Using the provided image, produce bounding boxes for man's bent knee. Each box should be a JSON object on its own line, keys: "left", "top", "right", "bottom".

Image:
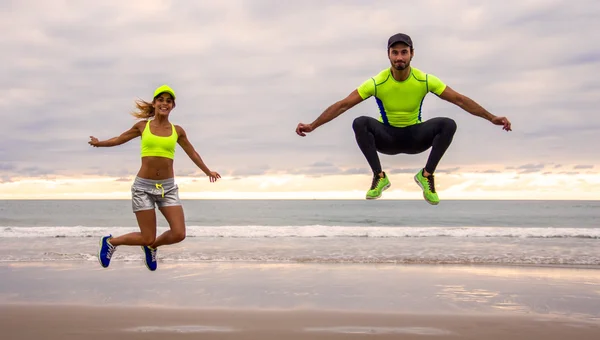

{"left": 352, "top": 116, "right": 371, "bottom": 132}
{"left": 440, "top": 117, "right": 457, "bottom": 134}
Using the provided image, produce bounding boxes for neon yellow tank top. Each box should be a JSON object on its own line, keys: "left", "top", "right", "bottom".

{"left": 357, "top": 67, "right": 447, "bottom": 127}
{"left": 140, "top": 120, "right": 178, "bottom": 159}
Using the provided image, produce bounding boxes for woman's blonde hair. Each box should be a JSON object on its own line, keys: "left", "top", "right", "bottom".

{"left": 131, "top": 99, "right": 155, "bottom": 120}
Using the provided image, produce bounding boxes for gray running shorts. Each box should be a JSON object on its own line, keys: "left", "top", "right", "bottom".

{"left": 131, "top": 177, "right": 181, "bottom": 212}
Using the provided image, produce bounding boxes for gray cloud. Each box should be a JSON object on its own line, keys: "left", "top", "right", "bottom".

{"left": 0, "top": 163, "right": 16, "bottom": 171}
{"left": 519, "top": 169, "right": 542, "bottom": 174}
{"left": 311, "top": 162, "right": 335, "bottom": 168}
{"left": 343, "top": 168, "right": 369, "bottom": 175}
{"left": 480, "top": 169, "right": 501, "bottom": 174}
{"left": 389, "top": 168, "right": 420, "bottom": 174}
{"left": 176, "top": 169, "right": 202, "bottom": 177}
{"left": 82, "top": 168, "right": 134, "bottom": 178}
{"left": 19, "top": 166, "right": 56, "bottom": 177}
{"left": 231, "top": 166, "right": 271, "bottom": 177}
{"left": 305, "top": 163, "right": 344, "bottom": 177}
{"left": 514, "top": 163, "right": 545, "bottom": 174}
{"left": 574, "top": 165, "right": 594, "bottom": 170}
{"left": 436, "top": 167, "right": 461, "bottom": 174}
{"left": 2, "top": 0, "right": 599, "bottom": 180}
{"left": 517, "top": 164, "right": 545, "bottom": 170}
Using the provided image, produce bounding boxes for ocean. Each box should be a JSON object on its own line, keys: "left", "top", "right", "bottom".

{"left": 1, "top": 199, "right": 599, "bottom": 266}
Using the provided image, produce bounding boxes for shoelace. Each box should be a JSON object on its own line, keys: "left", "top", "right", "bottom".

{"left": 148, "top": 247, "right": 157, "bottom": 262}
{"left": 426, "top": 174, "right": 436, "bottom": 193}
{"left": 106, "top": 242, "right": 116, "bottom": 259}
{"left": 370, "top": 175, "right": 381, "bottom": 190}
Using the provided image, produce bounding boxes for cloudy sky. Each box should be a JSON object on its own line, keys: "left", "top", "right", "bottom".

{"left": 1, "top": 0, "right": 599, "bottom": 199}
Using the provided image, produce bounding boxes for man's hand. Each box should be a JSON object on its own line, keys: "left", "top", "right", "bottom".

{"left": 296, "top": 123, "right": 314, "bottom": 137}
{"left": 88, "top": 136, "right": 100, "bottom": 147}
{"left": 491, "top": 116, "right": 512, "bottom": 131}
{"left": 295, "top": 90, "right": 364, "bottom": 137}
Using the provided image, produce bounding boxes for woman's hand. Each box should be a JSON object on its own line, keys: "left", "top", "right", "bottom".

{"left": 207, "top": 171, "right": 221, "bottom": 182}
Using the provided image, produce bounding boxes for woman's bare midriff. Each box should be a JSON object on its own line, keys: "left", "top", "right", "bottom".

{"left": 137, "top": 157, "right": 175, "bottom": 180}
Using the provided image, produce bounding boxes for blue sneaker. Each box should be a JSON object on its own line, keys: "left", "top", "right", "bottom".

{"left": 142, "top": 246, "right": 157, "bottom": 271}
{"left": 98, "top": 235, "right": 116, "bottom": 268}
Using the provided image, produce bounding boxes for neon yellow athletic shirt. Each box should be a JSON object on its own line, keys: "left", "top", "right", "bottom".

{"left": 357, "top": 67, "right": 447, "bottom": 127}
{"left": 140, "top": 120, "right": 178, "bottom": 159}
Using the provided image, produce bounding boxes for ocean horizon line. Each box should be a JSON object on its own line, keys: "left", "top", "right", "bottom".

{"left": 1, "top": 198, "right": 599, "bottom": 202}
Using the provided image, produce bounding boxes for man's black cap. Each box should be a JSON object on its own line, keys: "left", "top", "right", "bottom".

{"left": 387, "top": 33, "right": 413, "bottom": 49}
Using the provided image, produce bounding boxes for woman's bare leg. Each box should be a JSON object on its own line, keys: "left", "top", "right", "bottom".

{"left": 109, "top": 209, "right": 157, "bottom": 247}
{"left": 151, "top": 205, "right": 185, "bottom": 248}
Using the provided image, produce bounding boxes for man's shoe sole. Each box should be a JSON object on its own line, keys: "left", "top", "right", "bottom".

{"left": 414, "top": 175, "right": 439, "bottom": 205}
{"left": 366, "top": 183, "right": 391, "bottom": 200}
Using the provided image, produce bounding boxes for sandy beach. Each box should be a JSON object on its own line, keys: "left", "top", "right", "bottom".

{"left": 2, "top": 304, "right": 600, "bottom": 340}
{"left": 2, "top": 261, "right": 600, "bottom": 339}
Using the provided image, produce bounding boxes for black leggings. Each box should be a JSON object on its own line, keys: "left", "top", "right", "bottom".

{"left": 352, "top": 116, "right": 457, "bottom": 175}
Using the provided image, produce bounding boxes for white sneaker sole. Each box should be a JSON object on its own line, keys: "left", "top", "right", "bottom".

{"left": 366, "top": 183, "right": 391, "bottom": 200}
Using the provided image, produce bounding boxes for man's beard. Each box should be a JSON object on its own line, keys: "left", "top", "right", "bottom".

{"left": 392, "top": 60, "right": 410, "bottom": 70}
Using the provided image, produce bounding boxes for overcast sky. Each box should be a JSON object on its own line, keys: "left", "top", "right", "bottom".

{"left": 1, "top": 0, "right": 599, "bottom": 183}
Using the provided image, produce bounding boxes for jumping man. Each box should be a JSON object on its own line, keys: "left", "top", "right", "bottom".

{"left": 295, "top": 33, "right": 511, "bottom": 204}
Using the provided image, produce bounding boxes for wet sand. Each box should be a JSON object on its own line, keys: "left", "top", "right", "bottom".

{"left": 1, "top": 261, "right": 599, "bottom": 339}
{"left": 2, "top": 304, "right": 600, "bottom": 340}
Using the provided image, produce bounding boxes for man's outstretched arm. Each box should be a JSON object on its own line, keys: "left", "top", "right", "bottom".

{"left": 296, "top": 90, "right": 364, "bottom": 136}
{"left": 439, "top": 86, "right": 512, "bottom": 131}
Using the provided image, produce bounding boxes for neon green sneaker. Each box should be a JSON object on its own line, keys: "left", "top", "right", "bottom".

{"left": 414, "top": 169, "right": 439, "bottom": 205}
{"left": 366, "top": 172, "right": 391, "bottom": 200}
